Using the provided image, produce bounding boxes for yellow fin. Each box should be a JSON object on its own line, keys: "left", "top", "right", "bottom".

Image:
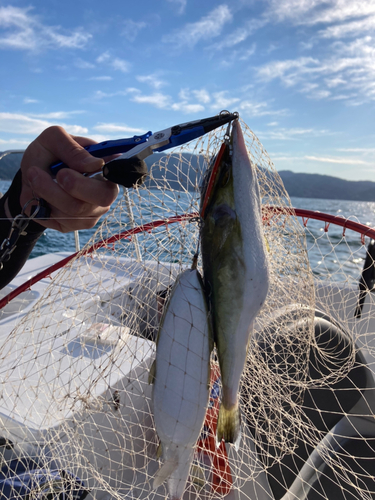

{"left": 156, "top": 442, "right": 163, "bottom": 459}
{"left": 265, "top": 235, "right": 270, "bottom": 253}
{"left": 216, "top": 403, "right": 241, "bottom": 450}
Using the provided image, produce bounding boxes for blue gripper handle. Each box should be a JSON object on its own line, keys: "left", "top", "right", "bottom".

{"left": 49, "top": 131, "right": 152, "bottom": 176}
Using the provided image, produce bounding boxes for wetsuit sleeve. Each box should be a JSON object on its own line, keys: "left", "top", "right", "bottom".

{"left": 0, "top": 169, "right": 45, "bottom": 289}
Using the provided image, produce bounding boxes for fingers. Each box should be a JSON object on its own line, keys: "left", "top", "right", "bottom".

{"left": 37, "top": 126, "right": 105, "bottom": 174}
{"left": 70, "top": 135, "right": 98, "bottom": 147}
{"left": 24, "top": 166, "right": 118, "bottom": 232}
{"left": 55, "top": 168, "right": 119, "bottom": 207}
{"left": 19, "top": 126, "right": 121, "bottom": 233}
{"left": 68, "top": 134, "right": 121, "bottom": 164}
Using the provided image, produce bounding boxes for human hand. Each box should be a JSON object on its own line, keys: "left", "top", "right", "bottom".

{"left": 20, "top": 126, "right": 119, "bottom": 232}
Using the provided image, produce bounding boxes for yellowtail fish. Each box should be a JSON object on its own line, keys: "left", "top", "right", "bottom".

{"left": 200, "top": 119, "right": 270, "bottom": 446}
{"left": 150, "top": 267, "right": 211, "bottom": 500}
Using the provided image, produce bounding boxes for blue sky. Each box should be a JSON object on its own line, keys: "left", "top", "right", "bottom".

{"left": 0, "top": 0, "right": 374, "bottom": 181}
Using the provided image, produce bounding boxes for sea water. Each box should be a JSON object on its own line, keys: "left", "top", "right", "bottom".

{"left": 1, "top": 180, "right": 375, "bottom": 284}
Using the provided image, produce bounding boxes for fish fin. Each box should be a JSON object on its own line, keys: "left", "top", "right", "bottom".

{"left": 264, "top": 235, "right": 270, "bottom": 253}
{"left": 153, "top": 458, "right": 178, "bottom": 489}
{"left": 190, "top": 463, "right": 205, "bottom": 490}
{"left": 216, "top": 403, "right": 241, "bottom": 448}
{"left": 148, "top": 360, "right": 156, "bottom": 384}
{"left": 156, "top": 442, "right": 163, "bottom": 459}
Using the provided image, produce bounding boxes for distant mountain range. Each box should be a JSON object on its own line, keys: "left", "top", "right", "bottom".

{"left": 0, "top": 153, "right": 23, "bottom": 181}
{"left": 1, "top": 152, "right": 375, "bottom": 202}
{"left": 278, "top": 170, "right": 375, "bottom": 202}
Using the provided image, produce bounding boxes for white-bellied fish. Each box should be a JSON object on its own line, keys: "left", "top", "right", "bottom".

{"left": 150, "top": 267, "right": 211, "bottom": 500}
{"left": 200, "top": 119, "right": 270, "bottom": 446}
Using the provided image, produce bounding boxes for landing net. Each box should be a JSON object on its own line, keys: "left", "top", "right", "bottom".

{"left": 0, "top": 118, "right": 374, "bottom": 500}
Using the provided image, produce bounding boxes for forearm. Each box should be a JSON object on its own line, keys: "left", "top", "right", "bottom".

{"left": 0, "top": 170, "right": 45, "bottom": 289}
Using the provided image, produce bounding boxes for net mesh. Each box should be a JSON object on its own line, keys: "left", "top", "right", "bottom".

{"left": 0, "top": 118, "right": 374, "bottom": 500}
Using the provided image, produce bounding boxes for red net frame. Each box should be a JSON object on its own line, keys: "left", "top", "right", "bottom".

{"left": 1, "top": 207, "right": 374, "bottom": 311}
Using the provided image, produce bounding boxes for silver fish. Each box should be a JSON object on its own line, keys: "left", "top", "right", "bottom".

{"left": 200, "top": 119, "right": 270, "bottom": 446}
{"left": 151, "top": 267, "right": 211, "bottom": 500}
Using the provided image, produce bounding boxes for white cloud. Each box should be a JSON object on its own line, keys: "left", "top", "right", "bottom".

{"left": 210, "top": 91, "right": 240, "bottom": 110}
{"left": 30, "top": 111, "right": 85, "bottom": 120}
{"left": 193, "top": 89, "right": 211, "bottom": 104}
{"left": 207, "top": 18, "right": 266, "bottom": 51}
{"left": 178, "top": 88, "right": 190, "bottom": 101}
{"left": 0, "top": 6, "right": 91, "bottom": 51}
{"left": 239, "top": 101, "right": 288, "bottom": 117}
{"left": 126, "top": 87, "right": 141, "bottom": 94}
{"left": 166, "top": 0, "right": 187, "bottom": 15}
{"left": 301, "top": 87, "right": 331, "bottom": 99}
{"left": 0, "top": 112, "right": 87, "bottom": 136}
{"left": 319, "top": 15, "right": 375, "bottom": 38}
{"left": 0, "top": 137, "right": 30, "bottom": 147}
{"left": 211, "top": 26, "right": 251, "bottom": 49}
{"left": 257, "top": 127, "right": 331, "bottom": 141}
{"left": 337, "top": 148, "right": 375, "bottom": 153}
{"left": 121, "top": 19, "right": 147, "bottom": 42}
{"left": 112, "top": 58, "right": 130, "bottom": 73}
{"left": 132, "top": 92, "right": 172, "bottom": 109}
{"left": 239, "top": 44, "right": 256, "bottom": 60}
{"left": 96, "top": 52, "right": 110, "bottom": 64}
{"left": 136, "top": 74, "right": 167, "bottom": 89}
{"left": 89, "top": 76, "right": 113, "bottom": 81}
{"left": 262, "top": 0, "right": 375, "bottom": 55}
{"left": 330, "top": 93, "right": 358, "bottom": 100}
{"left": 93, "top": 123, "right": 146, "bottom": 134}
{"left": 305, "top": 155, "right": 370, "bottom": 165}
{"left": 23, "top": 98, "right": 39, "bottom": 104}
{"left": 304, "top": 0, "right": 375, "bottom": 26}
{"left": 75, "top": 58, "right": 95, "bottom": 70}
{"left": 91, "top": 89, "right": 132, "bottom": 100}
{"left": 171, "top": 102, "right": 205, "bottom": 113}
{"left": 324, "top": 77, "right": 347, "bottom": 88}
{"left": 219, "top": 43, "right": 256, "bottom": 67}
{"left": 162, "top": 5, "right": 232, "bottom": 48}
{"left": 96, "top": 52, "right": 130, "bottom": 73}
{"left": 178, "top": 87, "right": 211, "bottom": 104}
{"left": 257, "top": 0, "right": 375, "bottom": 61}
{"left": 300, "top": 40, "right": 315, "bottom": 50}
{"left": 255, "top": 34, "right": 375, "bottom": 104}
{"left": 256, "top": 57, "right": 321, "bottom": 86}
{"left": 131, "top": 90, "right": 206, "bottom": 113}
{"left": 92, "top": 90, "right": 114, "bottom": 100}
{"left": 270, "top": 154, "right": 371, "bottom": 166}
{"left": 265, "top": 0, "right": 375, "bottom": 26}
{"left": 265, "top": 0, "right": 319, "bottom": 22}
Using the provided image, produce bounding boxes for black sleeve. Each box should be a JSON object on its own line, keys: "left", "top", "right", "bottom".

{"left": 0, "top": 170, "right": 45, "bottom": 290}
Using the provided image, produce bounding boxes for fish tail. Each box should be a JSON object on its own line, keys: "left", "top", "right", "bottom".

{"left": 216, "top": 403, "right": 241, "bottom": 448}
{"left": 153, "top": 458, "right": 178, "bottom": 489}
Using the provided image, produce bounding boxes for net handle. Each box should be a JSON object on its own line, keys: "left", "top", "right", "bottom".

{"left": 1, "top": 207, "right": 375, "bottom": 310}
